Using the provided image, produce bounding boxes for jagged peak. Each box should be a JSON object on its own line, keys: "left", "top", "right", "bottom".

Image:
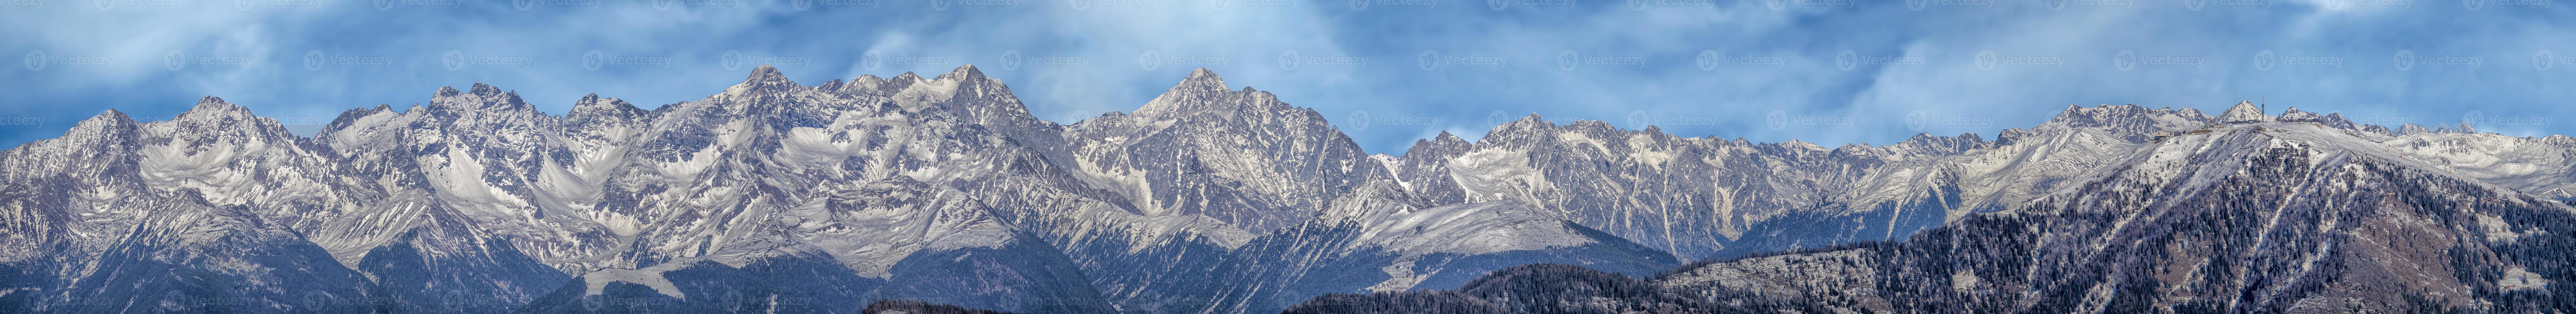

{"left": 815, "top": 78, "right": 846, "bottom": 91}
{"left": 92, "top": 109, "right": 130, "bottom": 120}
{"left": 2042, "top": 103, "right": 2175, "bottom": 128}
{"left": 1133, "top": 68, "right": 1309, "bottom": 119}
{"left": 177, "top": 96, "right": 257, "bottom": 120}
{"left": 2400, "top": 123, "right": 2431, "bottom": 134}
{"left": 191, "top": 96, "right": 233, "bottom": 110}
{"left": 2219, "top": 100, "right": 2270, "bottom": 123}
{"left": 571, "top": 94, "right": 642, "bottom": 117}
{"left": 747, "top": 64, "right": 789, "bottom": 83}
{"left": 426, "top": 83, "right": 533, "bottom": 112}
{"left": 1171, "top": 68, "right": 1228, "bottom": 92}
{"left": 469, "top": 82, "right": 503, "bottom": 96}
{"left": 76, "top": 109, "right": 139, "bottom": 128}
{"left": 1514, "top": 113, "right": 1546, "bottom": 124}
{"left": 732, "top": 64, "right": 799, "bottom": 92}
{"left": 935, "top": 64, "right": 985, "bottom": 81}
{"left": 1485, "top": 113, "right": 1552, "bottom": 131}
{"left": 2277, "top": 107, "right": 2323, "bottom": 121}
{"left": 1406, "top": 131, "right": 1475, "bottom": 154}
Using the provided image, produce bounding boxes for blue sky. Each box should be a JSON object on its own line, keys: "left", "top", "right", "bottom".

{"left": 2, "top": 0, "right": 2569, "bottom": 154}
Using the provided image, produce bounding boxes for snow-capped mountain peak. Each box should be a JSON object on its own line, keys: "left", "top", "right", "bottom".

{"left": 731, "top": 64, "right": 798, "bottom": 93}
{"left": 2218, "top": 100, "right": 2270, "bottom": 123}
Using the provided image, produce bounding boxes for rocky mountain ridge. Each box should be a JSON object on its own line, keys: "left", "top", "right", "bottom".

{"left": 4, "top": 65, "right": 2572, "bottom": 314}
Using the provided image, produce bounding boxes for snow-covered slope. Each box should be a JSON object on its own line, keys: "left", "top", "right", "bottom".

{"left": 1655, "top": 120, "right": 2576, "bottom": 313}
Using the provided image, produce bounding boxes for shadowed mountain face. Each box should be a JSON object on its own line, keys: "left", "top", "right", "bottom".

{"left": 5, "top": 66, "right": 2573, "bottom": 313}
{"left": 1296, "top": 120, "right": 2576, "bottom": 314}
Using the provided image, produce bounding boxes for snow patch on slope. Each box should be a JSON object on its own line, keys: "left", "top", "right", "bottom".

{"left": 1347, "top": 200, "right": 1594, "bottom": 256}
{"left": 1446, "top": 148, "right": 1548, "bottom": 205}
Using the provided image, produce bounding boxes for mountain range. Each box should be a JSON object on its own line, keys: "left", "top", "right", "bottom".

{"left": 2, "top": 65, "right": 2571, "bottom": 314}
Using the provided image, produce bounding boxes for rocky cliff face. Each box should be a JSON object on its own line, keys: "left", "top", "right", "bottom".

{"left": 5, "top": 65, "right": 2571, "bottom": 314}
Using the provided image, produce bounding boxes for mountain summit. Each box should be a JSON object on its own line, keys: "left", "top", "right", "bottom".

{"left": 2219, "top": 100, "right": 2271, "bottom": 123}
